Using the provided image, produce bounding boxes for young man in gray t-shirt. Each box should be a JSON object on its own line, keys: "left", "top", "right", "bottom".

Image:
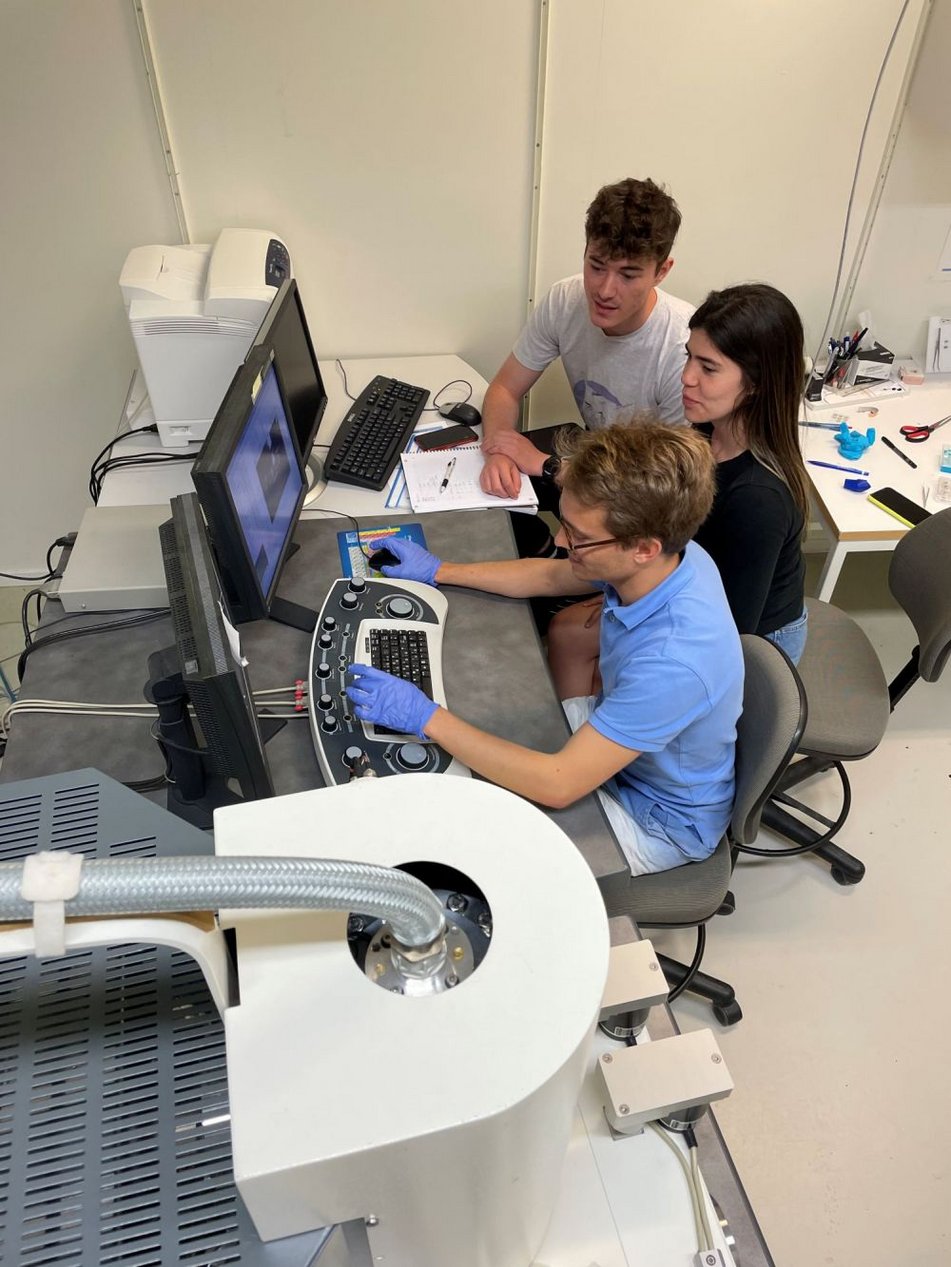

{"left": 480, "top": 177, "right": 693, "bottom": 510}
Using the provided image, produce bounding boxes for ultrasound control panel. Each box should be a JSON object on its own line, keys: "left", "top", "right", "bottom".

{"left": 308, "top": 576, "right": 470, "bottom": 786}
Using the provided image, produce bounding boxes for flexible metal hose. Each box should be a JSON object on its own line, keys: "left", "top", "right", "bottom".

{"left": 0, "top": 855, "right": 446, "bottom": 949}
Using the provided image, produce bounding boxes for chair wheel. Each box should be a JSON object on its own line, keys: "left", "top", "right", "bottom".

{"left": 717, "top": 893, "right": 736, "bottom": 916}
{"left": 713, "top": 1001, "right": 743, "bottom": 1026}
{"left": 831, "top": 865, "right": 864, "bottom": 886}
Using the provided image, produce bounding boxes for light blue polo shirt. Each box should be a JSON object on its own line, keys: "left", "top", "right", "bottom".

{"left": 589, "top": 543, "right": 744, "bottom": 860}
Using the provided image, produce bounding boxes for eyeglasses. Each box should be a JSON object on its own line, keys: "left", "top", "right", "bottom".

{"left": 560, "top": 521, "right": 619, "bottom": 554}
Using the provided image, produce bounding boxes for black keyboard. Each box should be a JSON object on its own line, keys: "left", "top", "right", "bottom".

{"left": 324, "top": 374, "right": 429, "bottom": 490}
{"left": 369, "top": 627, "right": 434, "bottom": 696}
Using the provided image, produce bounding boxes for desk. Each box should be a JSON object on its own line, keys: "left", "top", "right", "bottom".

{"left": 2, "top": 512, "right": 773, "bottom": 1267}
{"left": 96, "top": 355, "right": 487, "bottom": 514}
{"left": 803, "top": 376, "right": 951, "bottom": 600}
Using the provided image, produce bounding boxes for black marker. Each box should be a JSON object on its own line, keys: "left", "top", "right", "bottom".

{"left": 881, "top": 435, "right": 917, "bottom": 470}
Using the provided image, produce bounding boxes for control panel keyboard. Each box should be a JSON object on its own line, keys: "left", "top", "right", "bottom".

{"left": 308, "top": 575, "right": 469, "bottom": 785}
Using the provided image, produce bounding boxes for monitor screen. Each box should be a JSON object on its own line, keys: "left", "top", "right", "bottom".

{"left": 252, "top": 278, "right": 328, "bottom": 460}
{"left": 151, "top": 492, "right": 274, "bottom": 827}
{"left": 192, "top": 348, "right": 308, "bottom": 626}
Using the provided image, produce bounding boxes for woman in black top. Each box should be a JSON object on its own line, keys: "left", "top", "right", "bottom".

{"left": 547, "top": 283, "right": 808, "bottom": 699}
{"left": 683, "top": 283, "right": 808, "bottom": 661}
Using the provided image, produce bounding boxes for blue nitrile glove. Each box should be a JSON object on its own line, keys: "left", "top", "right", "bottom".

{"left": 347, "top": 664, "right": 439, "bottom": 738}
{"left": 370, "top": 536, "right": 441, "bottom": 586}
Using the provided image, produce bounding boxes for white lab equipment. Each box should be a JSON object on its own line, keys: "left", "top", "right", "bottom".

{"left": 119, "top": 228, "right": 290, "bottom": 446}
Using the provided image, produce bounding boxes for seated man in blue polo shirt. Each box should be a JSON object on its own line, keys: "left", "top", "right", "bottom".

{"left": 346, "top": 421, "right": 744, "bottom": 875}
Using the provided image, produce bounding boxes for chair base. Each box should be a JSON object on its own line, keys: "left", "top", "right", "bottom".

{"left": 760, "top": 800, "right": 866, "bottom": 885}
{"left": 657, "top": 951, "right": 743, "bottom": 1026}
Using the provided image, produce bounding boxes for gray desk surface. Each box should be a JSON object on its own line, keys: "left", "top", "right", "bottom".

{"left": 2, "top": 506, "right": 772, "bottom": 1267}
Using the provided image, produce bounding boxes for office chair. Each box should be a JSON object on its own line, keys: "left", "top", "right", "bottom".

{"left": 756, "top": 506, "right": 951, "bottom": 885}
{"left": 604, "top": 634, "right": 807, "bottom": 1025}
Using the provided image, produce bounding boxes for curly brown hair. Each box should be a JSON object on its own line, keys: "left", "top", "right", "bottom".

{"left": 557, "top": 418, "right": 715, "bottom": 555}
{"left": 584, "top": 178, "right": 681, "bottom": 264}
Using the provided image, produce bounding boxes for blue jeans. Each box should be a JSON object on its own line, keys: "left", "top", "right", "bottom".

{"left": 765, "top": 607, "right": 808, "bottom": 666}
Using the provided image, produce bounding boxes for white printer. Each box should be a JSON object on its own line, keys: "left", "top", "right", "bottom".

{"left": 119, "top": 228, "right": 290, "bottom": 447}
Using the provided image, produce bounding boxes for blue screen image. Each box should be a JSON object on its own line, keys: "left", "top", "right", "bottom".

{"left": 225, "top": 363, "right": 303, "bottom": 599}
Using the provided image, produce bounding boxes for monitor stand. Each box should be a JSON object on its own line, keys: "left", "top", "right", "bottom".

{"left": 146, "top": 650, "right": 287, "bottom": 830}
{"left": 302, "top": 452, "right": 327, "bottom": 507}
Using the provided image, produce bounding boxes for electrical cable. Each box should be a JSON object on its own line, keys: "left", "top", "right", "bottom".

{"left": 16, "top": 609, "right": 168, "bottom": 682}
{"left": 808, "top": 0, "right": 914, "bottom": 369}
{"left": 334, "top": 359, "right": 475, "bottom": 417}
{"left": 646, "top": 1120, "right": 709, "bottom": 1253}
{"left": 88, "top": 423, "right": 158, "bottom": 503}
{"left": 427, "top": 377, "right": 474, "bottom": 412}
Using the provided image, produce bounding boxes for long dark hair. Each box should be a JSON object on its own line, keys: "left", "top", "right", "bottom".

{"left": 689, "top": 283, "right": 810, "bottom": 527}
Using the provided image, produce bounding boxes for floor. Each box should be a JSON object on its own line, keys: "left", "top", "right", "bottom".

{"left": 2, "top": 549, "right": 948, "bottom": 1266}
{"left": 664, "top": 550, "right": 951, "bottom": 1267}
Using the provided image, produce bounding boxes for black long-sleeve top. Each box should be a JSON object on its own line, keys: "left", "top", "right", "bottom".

{"left": 693, "top": 449, "right": 805, "bottom": 636}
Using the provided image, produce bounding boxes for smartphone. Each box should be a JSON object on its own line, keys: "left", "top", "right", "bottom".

{"left": 414, "top": 424, "right": 478, "bottom": 452}
{"left": 867, "top": 486, "right": 931, "bottom": 528}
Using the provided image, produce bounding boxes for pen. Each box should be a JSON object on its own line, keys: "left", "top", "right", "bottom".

{"left": 799, "top": 420, "right": 844, "bottom": 431}
{"left": 438, "top": 456, "right": 457, "bottom": 494}
{"left": 881, "top": 435, "right": 917, "bottom": 469}
{"left": 807, "top": 459, "right": 870, "bottom": 476}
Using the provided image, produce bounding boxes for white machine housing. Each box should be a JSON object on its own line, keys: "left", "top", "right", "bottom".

{"left": 119, "top": 228, "right": 290, "bottom": 446}
{"left": 214, "top": 776, "right": 610, "bottom": 1267}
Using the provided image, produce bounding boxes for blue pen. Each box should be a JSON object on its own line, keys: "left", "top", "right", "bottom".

{"left": 808, "top": 459, "right": 870, "bottom": 476}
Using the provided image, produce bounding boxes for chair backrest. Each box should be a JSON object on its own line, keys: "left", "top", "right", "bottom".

{"left": 888, "top": 506, "right": 951, "bottom": 682}
{"left": 731, "top": 635, "right": 808, "bottom": 845}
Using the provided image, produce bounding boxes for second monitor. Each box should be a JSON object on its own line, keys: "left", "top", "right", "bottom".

{"left": 192, "top": 348, "right": 315, "bottom": 631}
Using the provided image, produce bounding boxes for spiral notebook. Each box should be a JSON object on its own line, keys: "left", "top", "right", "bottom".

{"left": 399, "top": 443, "right": 538, "bottom": 512}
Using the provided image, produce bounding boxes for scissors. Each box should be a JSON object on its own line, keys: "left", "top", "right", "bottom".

{"left": 901, "top": 414, "right": 951, "bottom": 443}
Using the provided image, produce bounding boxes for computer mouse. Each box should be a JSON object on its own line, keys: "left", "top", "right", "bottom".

{"left": 437, "top": 401, "right": 482, "bottom": 427}
{"left": 367, "top": 546, "right": 398, "bottom": 572}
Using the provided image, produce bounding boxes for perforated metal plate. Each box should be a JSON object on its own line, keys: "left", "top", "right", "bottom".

{"left": 0, "top": 770, "right": 328, "bottom": 1266}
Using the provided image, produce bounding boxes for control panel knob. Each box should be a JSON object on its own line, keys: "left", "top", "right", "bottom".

{"left": 343, "top": 746, "right": 366, "bottom": 768}
{"left": 318, "top": 632, "right": 333, "bottom": 650}
{"left": 385, "top": 596, "right": 414, "bottom": 619}
{"left": 322, "top": 616, "right": 337, "bottom": 632}
{"left": 317, "top": 693, "right": 334, "bottom": 712}
{"left": 396, "top": 742, "right": 429, "bottom": 771}
{"left": 316, "top": 661, "right": 332, "bottom": 679}
{"left": 321, "top": 712, "right": 339, "bottom": 733}
{"left": 349, "top": 577, "right": 367, "bottom": 593}
{"left": 341, "top": 591, "right": 359, "bottom": 610}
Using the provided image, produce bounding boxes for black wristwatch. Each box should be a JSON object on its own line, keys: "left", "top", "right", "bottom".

{"left": 541, "top": 454, "right": 562, "bottom": 482}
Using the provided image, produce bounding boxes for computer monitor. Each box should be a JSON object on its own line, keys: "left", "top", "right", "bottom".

{"left": 252, "top": 278, "right": 328, "bottom": 495}
{"left": 191, "top": 347, "right": 315, "bottom": 631}
{"left": 149, "top": 492, "right": 279, "bottom": 828}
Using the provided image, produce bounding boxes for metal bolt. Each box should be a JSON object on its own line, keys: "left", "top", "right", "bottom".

{"left": 618, "top": 1103, "right": 630, "bottom": 1115}
{"left": 451, "top": 945, "right": 465, "bottom": 961}
{"left": 370, "top": 941, "right": 381, "bottom": 953}
{"left": 711, "top": 1053, "right": 722, "bottom": 1064}
{"left": 445, "top": 973, "right": 459, "bottom": 988}
{"left": 389, "top": 986, "right": 403, "bottom": 994}
{"left": 648, "top": 961, "right": 659, "bottom": 971}
{"left": 348, "top": 916, "right": 366, "bottom": 935}
{"left": 373, "top": 963, "right": 386, "bottom": 978}
{"left": 365, "top": 1215, "right": 379, "bottom": 1227}
{"left": 447, "top": 893, "right": 467, "bottom": 913}
{"left": 602, "top": 1053, "right": 613, "bottom": 1064}
{"left": 380, "top": 933, "right": 391, "bottom": 949}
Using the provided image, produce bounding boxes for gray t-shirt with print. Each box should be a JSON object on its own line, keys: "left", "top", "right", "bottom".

{"left": 513, "top": 274, "right": 694, "bottom": 427}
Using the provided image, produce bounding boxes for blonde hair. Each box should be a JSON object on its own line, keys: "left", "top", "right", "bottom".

{"left": 557, "top": 418, "right": 715, "bottom": 554}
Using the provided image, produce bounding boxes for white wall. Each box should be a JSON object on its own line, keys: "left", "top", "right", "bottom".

{"left": 0, "top": 1, "right": 179, "bottom": 574}
{"left": 849, "top": 0, "right": 951, "bottom": 361}
{"left": 527, "top": 0, "right": 930, "bottom": 425}
{"left": 142, "top": 0, "right": 541, "bottom": 379}
{"left": 0, "top": 0, "right": 939, "bottom": 573}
